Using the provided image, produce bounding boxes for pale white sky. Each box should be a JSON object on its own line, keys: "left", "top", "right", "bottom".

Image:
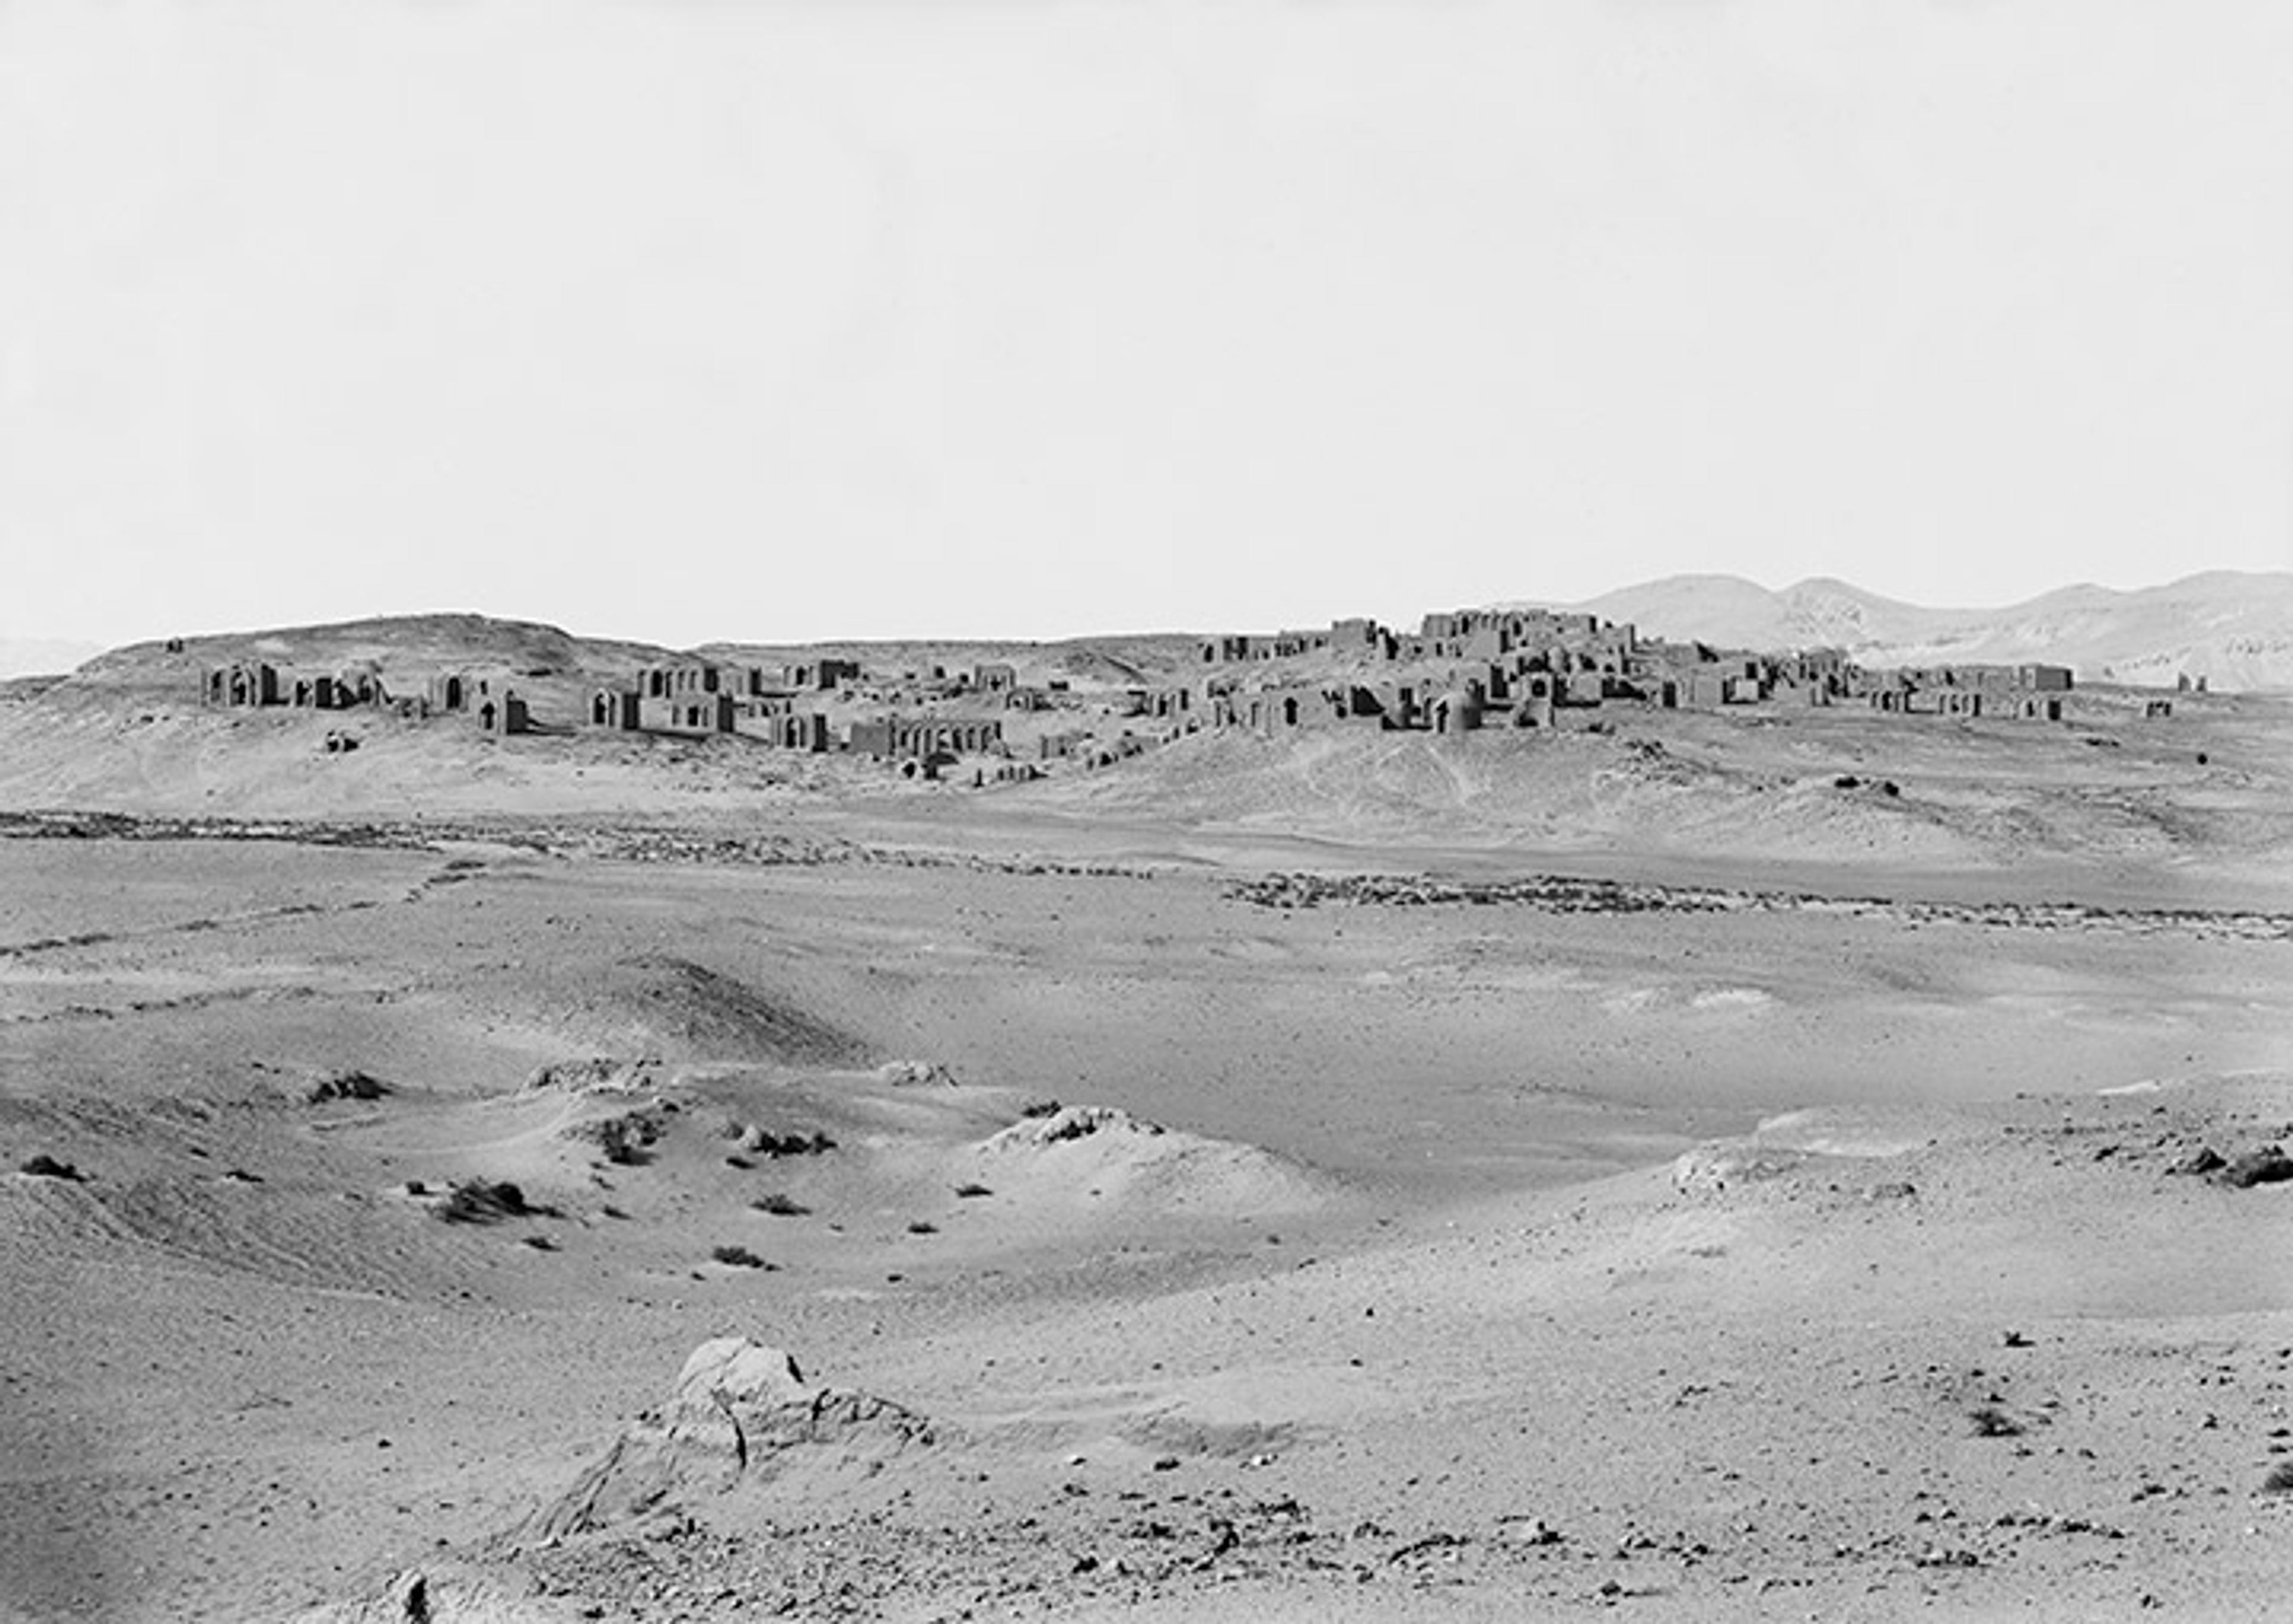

{"left": 3, "top": 1, "right": 2289, "bottom": 648}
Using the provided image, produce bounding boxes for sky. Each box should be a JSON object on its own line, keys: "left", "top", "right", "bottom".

{"left": 3, "top": 1, "right": 2291, "bottom": 651}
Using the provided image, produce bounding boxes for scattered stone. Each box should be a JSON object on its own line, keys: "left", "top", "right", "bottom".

{"left": 2168, "top": 1146, "right": 2226, "bottom": 1176}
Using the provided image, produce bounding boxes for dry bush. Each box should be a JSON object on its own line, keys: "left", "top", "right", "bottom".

{"left": 712, "top": 1244, "right": 771, "bottom": 1269}
{"left": 751, "top": 1192, "right": 809, "bottom": 1217}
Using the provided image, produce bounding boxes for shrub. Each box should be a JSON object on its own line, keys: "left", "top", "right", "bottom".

{"left": 907, "top": 1220, "right": 939, "bottom": 1236}
{"left": 751, "top": 1192, "right": 809, "bottom": 1217}
{"left": 711, "top": 1244, "right": 771, "bottom": 1269}
{"left": 954, "top": 1182, "right": 992, "bottom": 1199}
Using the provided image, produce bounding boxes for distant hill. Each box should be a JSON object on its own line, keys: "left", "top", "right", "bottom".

{"left": 0, "top": 637, "right": 101, "bottom": 679}
{"left": 1501, "top": 572, "right": 2293, "bottom": 692}
{"left": 72, "top": 612, "right": 676, "bottom": 690}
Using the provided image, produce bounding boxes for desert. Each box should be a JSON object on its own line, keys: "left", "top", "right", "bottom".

{"left": 0, "top": 595, "right": 2289, "bottom": 1624}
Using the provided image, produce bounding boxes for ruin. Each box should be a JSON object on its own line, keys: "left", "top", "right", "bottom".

{"left": 189, "top": 593, "right": 2144, "bottom": 792}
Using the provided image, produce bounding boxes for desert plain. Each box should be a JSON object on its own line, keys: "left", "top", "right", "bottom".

{"left": 2, "top": 629, "right": 2292, "bottom": 1623}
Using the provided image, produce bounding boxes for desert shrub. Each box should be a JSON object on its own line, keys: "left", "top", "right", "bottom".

{"left": 906, "top": 1220, "right": 939, "bottom": 1236}
{"left": 711, "top": 1244, "right": 770, "bottom": 1269}
{"left": 1968, "top": 1407, "right": 2023, "bottom": 1438}
{"left": 18, "top": 1154, "right": 82, "bottom": 1181}
{"left": 954, "top": 1182, "right": 992, "bottom": 1198}
{"left": 751, "top": 1192, "right": 809, "bottom": 1217}
{"left": 1833, "top": 774, "right": 1862, "bottom": 789}
{"left": 436, "top": 1179, "right": 533, "bottom": 1225}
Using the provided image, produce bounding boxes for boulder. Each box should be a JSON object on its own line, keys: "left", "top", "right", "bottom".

{"left": 525, "top": 1337, "right": 932, "bottom": 1542}
{"left": 2215, "top": 1146, "right": 2293, "bottom": 1189}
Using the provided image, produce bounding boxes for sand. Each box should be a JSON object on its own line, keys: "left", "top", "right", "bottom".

{"left": 2, "top": 682, "right": 2291, "bottom": 1621}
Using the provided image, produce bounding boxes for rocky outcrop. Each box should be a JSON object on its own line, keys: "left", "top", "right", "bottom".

{"left": 525, "top": 1338, "right": 932, "bottom": 1542}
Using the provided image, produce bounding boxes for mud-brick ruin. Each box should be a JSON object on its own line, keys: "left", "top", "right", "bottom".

{"left": 198, "top": 598, "right": 2161, "bottom": 786}
{"left": 1185, "top": 607, "right": 2080, "bottom": 739}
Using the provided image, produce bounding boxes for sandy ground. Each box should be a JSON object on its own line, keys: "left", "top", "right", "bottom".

{"left": 2, "top": 695, "right": 2291, "bottom": 1622}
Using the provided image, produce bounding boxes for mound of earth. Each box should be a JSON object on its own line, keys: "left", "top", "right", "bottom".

{"left": 1669, "top": 1141, "right": 1812, "bottom": 1196}
{"left": 974, "top": 1105, "right": 1327, "bottom": 1215}
{"left": 290, "top": 1561, "right": 568, "bottom": 1624}
{"left": 592, "top": 956, "right": 873, "bottom": 1068}
{"left": 521, "top": 1056, "right": 661, "bottom": 1094}
{"left": 524, "top": 1338, "right": 933, "bottom": 1543}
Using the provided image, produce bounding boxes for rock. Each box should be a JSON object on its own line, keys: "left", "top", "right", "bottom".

{"left": 17, "top": 1154, "right": 84, "bottom": 1181}
{"left": 2169, "top": 1146, "right": 2227, "bottom": 1176}
{"left": 526, "top": 1337, "right": 933, "bottom": 1541}
{"left": 2215, "top": 1147, "right": 2293, "bottom": 1189}
{"left": 306, "top": 1069, "right": 389, "bottom": 1104}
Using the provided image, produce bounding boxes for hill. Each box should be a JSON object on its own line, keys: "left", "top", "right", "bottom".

{"left": 1510, "top": 571, "right": 2293, "bottom": 691}
{"left": 0, "top": 636, "right": 102, "bottom": 680}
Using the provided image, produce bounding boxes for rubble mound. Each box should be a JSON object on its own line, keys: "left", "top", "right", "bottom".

{"left": 525, "top": 1337, "right": 933, "bottom": 1542}
{"left": 877, "top": 1059, "right": 958, "bottom": 1088}
{"left": 974, "top": 1105, "right": 1327, "bottom": 1215}
{"left": 1671, "top": 1142, "right": 1810, "bottom": 1197}
{"left": 600, "top": 956, "right": 872, "bottom": 1068}
{"left": 290, "top": 1561, "right": 564, "bottom": 1624}
{"left": 985, "top": 1104, "right": 1161, "bottom": 1149}
{"left": 522, "top": 1057, "right": 659, "bottom": 1094}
